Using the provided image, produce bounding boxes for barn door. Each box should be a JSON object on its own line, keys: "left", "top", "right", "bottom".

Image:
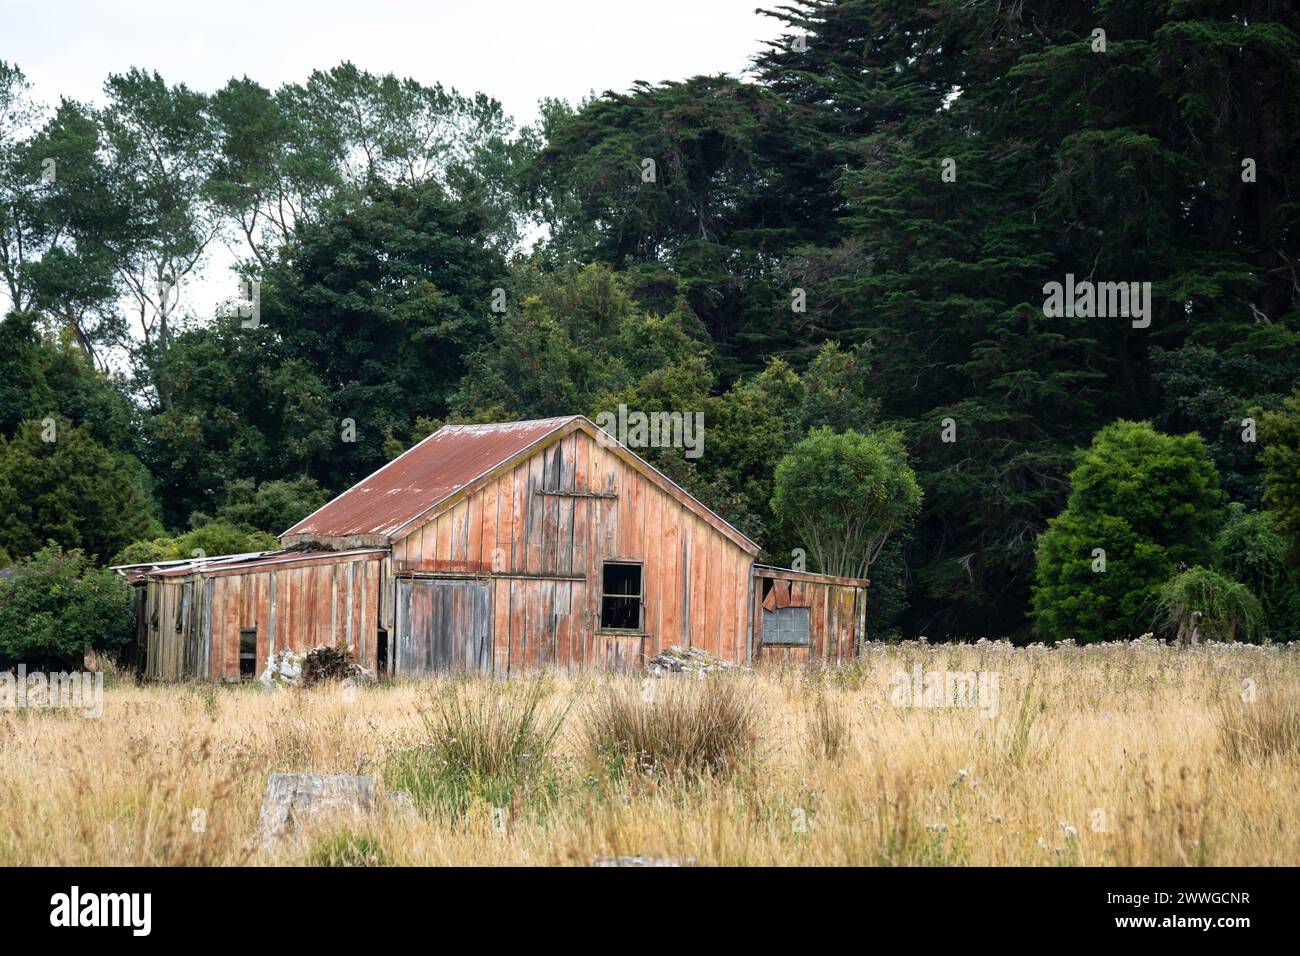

{"left": 396, "top": 578, "right": 492, "bottom": 675}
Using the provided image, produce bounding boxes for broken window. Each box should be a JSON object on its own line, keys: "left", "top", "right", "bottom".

{"left": 762, "top": 606, "right": 811, "bottom": 646}
{"left": 239, "top": 628, "right": 257, "bottom": 677}
{"left": 600, "top": 562, "right": 643, "bottom": 631}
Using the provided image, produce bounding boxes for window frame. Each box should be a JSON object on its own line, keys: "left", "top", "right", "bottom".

{"left": 761, "top": 605, "right": 812, "bottom": 647}
{"left": 598, "top": 559, "right": 645, "bottom": 634}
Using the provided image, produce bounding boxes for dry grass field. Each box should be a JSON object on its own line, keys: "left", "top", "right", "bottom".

{"left": 1, "top": 639, "right": 1297, "bottom": 866}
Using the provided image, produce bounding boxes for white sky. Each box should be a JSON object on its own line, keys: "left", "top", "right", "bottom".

{"left": 5, "top": 0, "right": 777, "bottom": 125}
{"left": 2, "top": 0, "right": 783, "bottom": 322}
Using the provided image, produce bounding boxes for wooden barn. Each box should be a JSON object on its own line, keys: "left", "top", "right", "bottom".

{"left": 119, "top": 416, "right": 868, "bottom": 680}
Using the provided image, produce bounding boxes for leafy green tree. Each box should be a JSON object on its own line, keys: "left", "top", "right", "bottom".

{"left": 1033, "top": 421, "right": 1224, "bottom": 642}
{"left": 454, "top": 262, "right": 704, "bottom": 419}
{"left": 0, "top": 543, "right": 133, "bottom": 666}
{"left": 1155, "top": 566, "right": 1262, "bottom": 644}
{"left": 205, "top": 477, "right": 328, "bottom": 536}
{"left": 1213, "top": 504, "right": 1300, "bottom": 641}
{"left": 260, "top": 177, "right": 507, "bottom": 491}
{"left": 1259, "top": 390, "right": 1300, "bottom": 571}
{"left": 0, "top": 311, "right": 135, "bottom": 452}
{"left": 99, "top": 69, "right": 219, "bottom": 367}
{"left": 142, "top": 318, "right": 334, "bottom": 527}
{"left": 771, "top": 428, "right": 922, "bottom": 580}
{"left": 0, "top": 418, "right": 159, "bottom": 562}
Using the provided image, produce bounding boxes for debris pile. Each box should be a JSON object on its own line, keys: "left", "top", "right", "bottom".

{"left": 647, "top": 645, "right": 736, "bottom": 675}
{"left": 259, "top": 644, "right": 377, "bottom": 689}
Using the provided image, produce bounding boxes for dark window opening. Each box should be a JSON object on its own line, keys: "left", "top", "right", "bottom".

{"left": 239, "top": 628, "right": 257, "bottom": 677}
{"left": 760, "top": 576, "right": 774, "bottom": 600}
{"left": 762, "top": 606, "right": 811, "bottom": 646}
{"left": 600, "top": 562, "right": 643, "bottom": 631}
{"left": 376, "top": 627, "right": 389, "bottom": 674}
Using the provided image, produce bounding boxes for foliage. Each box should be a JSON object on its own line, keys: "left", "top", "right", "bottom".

{"left": 0, "top": 543, "right": 133, "bottom": 665}
{"left": 582, "top": 677, "right": 757, "bottom": 780}
{"left": 203, "top": 477, "right": 327, "bottom": 537}
{"left": 1155, "top": 566, "right": 1263, "bottom": 644}
{"left": 1213, "top": 504, "right": 1300, "bottom": 641}
{"left": 771, "top": 428, "right": 922, "bottom": 579}
{"left": 1033, "top": 422, "right": 1224, "bottom": 642}
{"left": 0, "top": 417, "right": 159, "bottom": 563}
{"left": 112, "top": 520, "right": 279, "bottom": 567}
{"left": 1259, "top": 391, "right": 1300, "bottom": 571}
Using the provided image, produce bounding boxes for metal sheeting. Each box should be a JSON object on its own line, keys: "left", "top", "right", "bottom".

{"left": 282, "top": 417, "right": 580, "bottom": 539}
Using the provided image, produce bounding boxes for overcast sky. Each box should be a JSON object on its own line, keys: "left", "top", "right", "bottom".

{"left": 5, "top": 0, "right": 778, "bottom": 124}
{"left": 3, "top": 0, "right": 782, "bottom": 325}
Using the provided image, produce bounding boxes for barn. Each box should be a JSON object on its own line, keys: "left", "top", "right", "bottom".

{"left": 119, "top": 416, "right": 868, "bottom": 680}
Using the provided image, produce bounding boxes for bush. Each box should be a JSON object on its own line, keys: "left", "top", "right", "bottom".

{"left": 1155, "top": 566, "right": 1262, "bottom": 643}
{"left": 385, "top": 680, "right": 566, "bottom": 816}
{"left": 113, "top": 519, "right": 279, "bottom": 566}
{"left": 583, "top": 677, "right": 757, "bottom": 779}
{"left": 1213, "top": 504, "right": 1300, "bottom": 641}
{"left": 0, "top": 417, "right": 160, "bottom": 563}
{"left": 1033, "top": 421, "right": 1223, "bottom": 642}
{"left": 0, "top": 543, "right": 133, "bottom": 667}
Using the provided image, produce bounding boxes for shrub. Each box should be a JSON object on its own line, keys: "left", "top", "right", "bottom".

{"left": 1155, "top": 566, "right": 1262, "bottom": 643}
{"left": 0, "top": 543, "right": 133, "bottom": 667}
{"left": 113, "top": 519, "right": 279, "bottom": 566}
{"left": 1033, "top": 421, "right": 1223, "bottom": 642}
{"left": 385, "top": 680, "right": 566, "bottom": 815}
{"left": 583, "top": 677, "right": 757, "bottom": 779}
{"left": 0, "top": 417, "right": 160, "bottom": 563}
{"left": 1213, "top": 504, "right": 1300, "bottom": 641}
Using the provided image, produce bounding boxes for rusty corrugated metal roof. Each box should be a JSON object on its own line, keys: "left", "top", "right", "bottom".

{"left": 282, "top": 417, "right": 581, "bottom": 539}
{"left": 117, "top": 548, "right": 386, "bottom": 581}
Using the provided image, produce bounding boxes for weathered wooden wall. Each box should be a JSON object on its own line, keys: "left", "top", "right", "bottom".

{"left": 751, "top": 569, "right": 867, "bottom": 666}
{"left": 388, "top": 428, "right": 756, "bottom": 672}
{"left": 136, "top": 552, "right": 385, "bottom": 680}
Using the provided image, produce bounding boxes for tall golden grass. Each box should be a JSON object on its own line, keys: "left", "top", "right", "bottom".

{"left": 1, "top": 638, "right": 1297, "bottom": 866}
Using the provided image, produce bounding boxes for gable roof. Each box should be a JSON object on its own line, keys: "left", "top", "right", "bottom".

{"left": 281, "top": 415, "right": 759, "bottom": 554}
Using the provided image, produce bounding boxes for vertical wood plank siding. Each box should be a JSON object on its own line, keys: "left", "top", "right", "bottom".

{"left": 135, "top": 552, "right": 384, "bottom": 681}
{"left": 391, "top": 429, "right": 759, "bottom": 673}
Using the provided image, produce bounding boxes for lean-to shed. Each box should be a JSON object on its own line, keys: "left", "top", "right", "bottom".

{"left": 119, "top": 416, "right": 868, "bottom": 678}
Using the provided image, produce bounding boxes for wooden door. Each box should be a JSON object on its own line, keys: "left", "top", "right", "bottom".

{"left": 396, "top": 578, "right": 492, "bottom": 674}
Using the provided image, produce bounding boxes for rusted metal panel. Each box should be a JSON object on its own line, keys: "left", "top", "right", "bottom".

{"left": 283, "top": 417, "right": 575, "bottom": 542}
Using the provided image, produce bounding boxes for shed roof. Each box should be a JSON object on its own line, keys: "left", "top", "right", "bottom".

{"left": 113, "top": 548, "right": 386, "bottom": 582}
{"left": 283, "top": 417, "right": 578, "bottom": 540}
{"left": 282, "top": 415, "right": 759, "bottom": 554}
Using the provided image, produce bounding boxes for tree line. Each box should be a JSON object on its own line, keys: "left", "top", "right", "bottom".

{"left": 2, "top": 0, "right": 1299, "bottom": 657}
